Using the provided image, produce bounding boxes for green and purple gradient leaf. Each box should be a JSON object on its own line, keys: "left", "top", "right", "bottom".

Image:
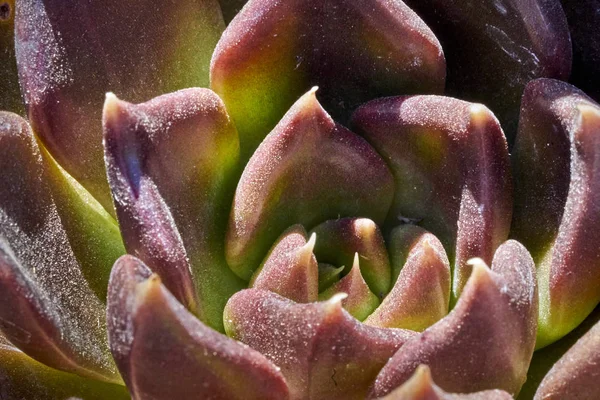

{"left": 210, "top": 0, "right": 446, "bottom": 162}
{"left": 0, "top": 0, "right": 23, "bottom": 115}
{"left": 251, "top": 225, "right": 318, "bottom": 303}
{"left": 0, "top": 112, "right": 119, "bottom": 383}
{"left": 0, "top": 333, "right": 129, "bottom": 400}
{"left": 352, "top": 95, "right": 512, "bottom": 303}
{"left": 369, "top": 240, "right": 537, "bottom": 397}
{"left": 225, "top": 289, "right": 416, "bottom": 400}
{"left": 319, "top": 254, "right": 381, "bottom": 321}
{"left": 103, "top": 89, "right": 244, "bottom": 332}
{"left": 365, "top": 226, "right": 450, "bottom": 332}
{"left": 402, "top": 0, "right": 572, "bottom": 140}
{"left": 534, "top": 317, "right": 600, "bottom": 399}
{"left": 107, "top": 255, "right": 289, "bottom": 400}
{"left": 226, "top": 89, "right": 394, "bottom": 280}
{"left": 15, "top": 0, "right": 226, "bottom": 211}
{"left": 310, "top": 217, "right": 391, "bottom": 298}
{"left": 374, "top": 365, "right": 512, "bottom": 400}
{"left": 511, "top": 78, "right": 600, "bottom": 348}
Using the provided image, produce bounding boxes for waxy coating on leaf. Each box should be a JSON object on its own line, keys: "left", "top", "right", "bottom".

{"left": 224, "top": 289, "right": 416, "bottom": 400}
{"left": 559, "top": 0, "right": 600, "bottom": 101}
{"left": 250, "top": 225, "right": 319, "bottom": 303}
{"left": 375, "top": 365, "right": 513, "bottom": 400}
{"left": 402, "top": 0, "right": 572, "bottom": 141}
{"left": 511, "top": 78, "right": 600, "bottom": 348}
{"left": 310, "top": 217, "right": 391, "bottom": 298}
{"left": 369, "top": 240, "right": 538, "bottom": 397}
{"left": 352, "top": 95, "right": 512, "bottom": 303}
{"left": 0, "top": 112, "right": 119, "bottom": 383}
{"left": 107, "top": 255, "right": 290, "bottom": 400}
{"left": 226, "top": 88, "right": 394, "bottom": 280}
{"left": 15, "top": 0, "right": 226, "bottom": 211}
{"left": 365, "top": 228, "right": 450, "bottom": 332}
{"left": 534, "top": 318, "right": 600, "bottom": 400}
{"left": 103, "top": 89, "right": 245, "bottom": 332}
{"left": 210, "top": 0, "right": 446, "bottom": 162}
{"left": 0, "top": 333, "right": 129, "bottom": 400}
{"left": 319, "top": 253, "right": 380, "bottom": 321}
{"left": 0, "top": 0, "right": 23, "bottom": 115}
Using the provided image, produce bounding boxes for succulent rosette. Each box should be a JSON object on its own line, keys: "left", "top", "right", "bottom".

{"left": 0, "top": 0, "right": 599, "bottom": 399}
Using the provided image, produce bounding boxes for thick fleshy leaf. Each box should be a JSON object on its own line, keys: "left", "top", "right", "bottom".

{"left": 533, "top": 317, "right": 600, "bottom": 399}
{"left": 103, "top": 89, "right": 244, "bottom": 332}
{"left": 251, "top": 225, "right": 318, "bottom": 303}
{"left": 15, "top": 0, "right": 226, "bottom": 211}
{"left": 41, "top": 146, "right": 125, "bottom": 301}
{"left": 0, "top": 112, "right": 119, "bottom": 383}
{"left": 375, "top": 365, "right": 513, "bottom": 400}
{"left": 560, "top": 0, "right": 600, "bottom": 101}
{"left": 211, "top": 0, "right": 445, "bottom": 162}
{"left": 369, "top": 240, "right": 537, "bottom": 397}
{"left": 226, "top": 89, "right": 394, "bottom": 280}
{"left": 402, "top": 0, "right": 571, "bottom": 141}
{"left": 0, "top": 0, "right": 23, "bottom": 115}
{"left": 218, "top": 0, "right": 247, "bottom": 23}
{"left": 310, "top": 218, "right": 391, "bottom": 297}
{"left": 224, "top": 289, "right": 416, "bottom": 400}
{"left": 107, "top": 255, "right": 289, "bottom": 400}
{"left": 511, "top": 78, "right": 600, "bottom": 347}
{"left": 0, "top": 333, "right": 129, "bottom": 400}
{"left": 365, "top": 228, "right": 450, "bottom": 332}
{"left": 319, "top": 254, "right": 380, "bottom": 321}
{"left": 318, "top": 263, "right": 345, "bottom": 292}
{"left": 352, "top": 96, "right": 512, "bottom": 302}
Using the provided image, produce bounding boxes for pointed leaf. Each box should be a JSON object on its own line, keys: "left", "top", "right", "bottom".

{"left": 211, "top": 0, "right": 445, "bottom": 161}
{"left": 375, "top": 365, "right": 513, "bottom": 400}
{"left": 0, "top": 0, "right": 23, "bottom": 115}
{"left": 369, "top": 240, "right": 537, "bottom": 397}
{"left": 225, "top": 289, "right": 416, "bottom": 400}
{"left": 511, "top": 78, "right": 600, "bottom": 347}
{"left": 226, "top": 88, "right": 394, "bottom": 280}
{"left": 352, "top": 96, "right": 512, "bottom": 302}
{"left": 534, "top": 317, "right": 600, "bottom": 399}
{"left": 0, "top": 112, "right": 119, "bottom": 382}
{"left": 103, "top": 89, "right": 245, "bottom": 331}
{"left": 311, "top": 217, "right": 391, "bottom": 297}
{"left": 319, "top": 254, "right": 380, "bottom": 321}
{"left": 402, "top": 0, "right": 571, "bottom": 140}
{"left": 251, "top": 225, "right": 318, "bottom": 303}
{"left": 365, "top": 229, "right": 450, "bottom": 332}
{"left": 107, "top": 255, "right": 289, "bottom": 400}
{"left": 15, "top": 0, "right": 226, "bottom": 210}
{"left": 0, "top": 333, "right": 129, "bottom": 400}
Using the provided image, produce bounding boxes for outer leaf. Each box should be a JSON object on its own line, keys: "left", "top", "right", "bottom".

{"left": 319, "top": 254, "right": 380, "bottom": 321}
{"left": 0, "top": 112, "right": 119, "bottom": 383}
{"left": 311, "top": 218, "right": 391, "bottom": 297}
{"left": 15, "top": 0, "right": 226, "bottom": 211}
{"left": 375, "top": 365, "right": 512, "bottom": 400}
{"left": 369, "top": 241, "right": 537, "bottom": 397}
{"left": 107, "top": 255, "right": 289, "bottom": 400}
{"left": 211, "top": 0, "right": 445, "bottom": 162}
{"left": 226, "top": 88, "right": 394, "bottom": 280}
{"left": 365, "top": 228, "right": 450, "bottom": 332}
{"left": 402, "top": 0, "right": 572, "bottom": 141}
{"left": 511, "top": 78, "right": 600, "bottom": 347}
{"left": 0, "top": 333, "right": 129, "bottom": 400}
{"left": 103, "top": 89, "right": 244, "bottom": 331}
{"left": 533, "top": 316, "right": 600, "bottom": 399}
{"left": 251, "top": 225, "right": 319, "bottom": 303}
{"left": 0, "top": 0, "right": 23, "bottom": 114}
{"left": 225, "top": 289, "right": 416, "bottom": 400}
{"left": 352, "top": 96, "right": 512, "bottom": 302}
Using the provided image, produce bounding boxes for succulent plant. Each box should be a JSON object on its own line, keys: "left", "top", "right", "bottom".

{"left": 0, "top": 0, "right": 599, "bottom": 399}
